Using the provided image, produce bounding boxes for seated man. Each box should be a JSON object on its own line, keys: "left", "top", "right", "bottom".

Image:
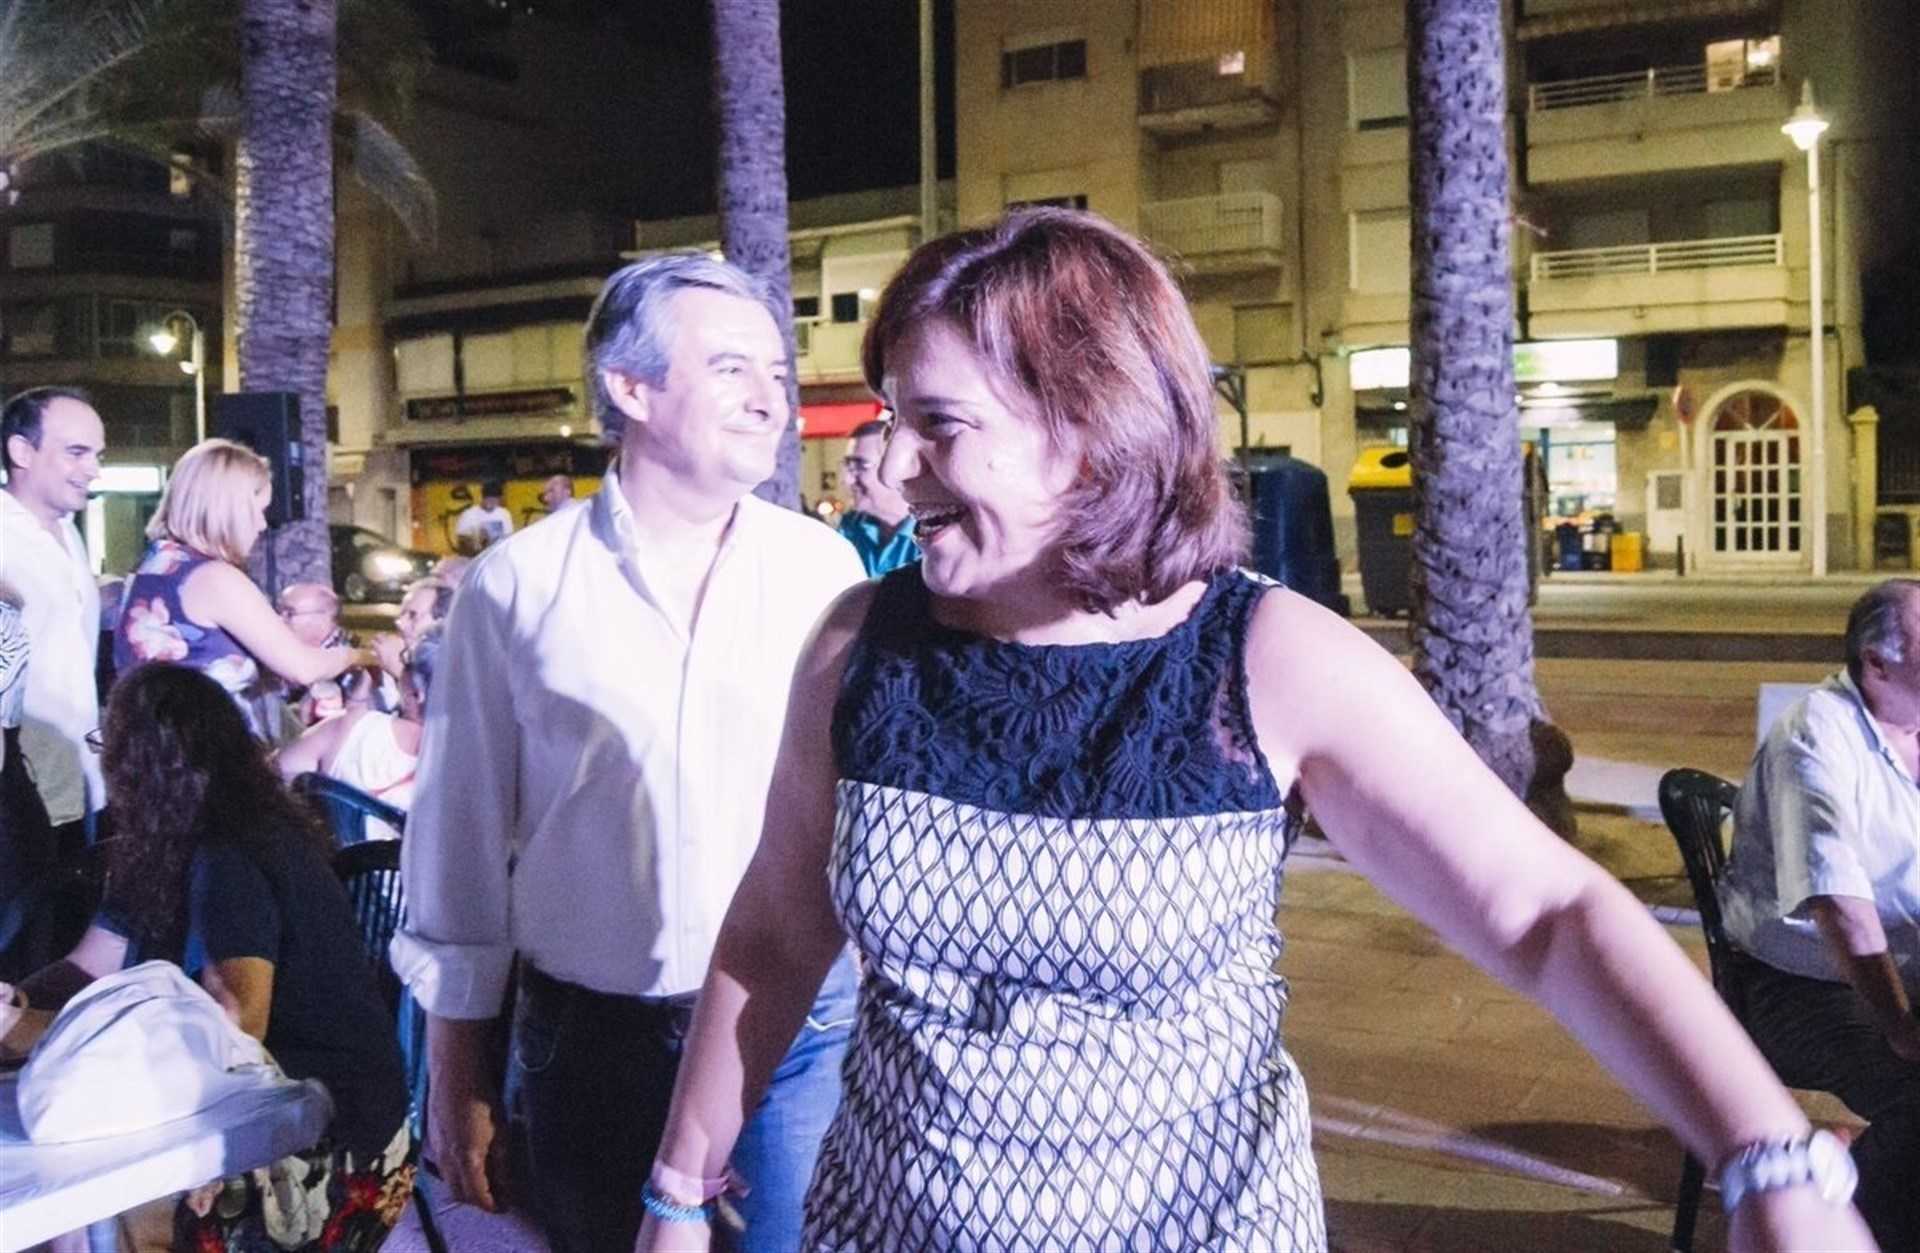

{"left": 276, "top": 581, "right": 350, "bottom": 726}
{"left": 1721, "top": 577, "right": 1920, "bottom": 1249}
{"left": 277, "top": 625, "right": 440, "bottom": 843}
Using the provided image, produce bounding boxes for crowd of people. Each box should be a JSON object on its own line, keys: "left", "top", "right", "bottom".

{"left": 0, "top": 208, "right": 1907, "bottom": 1252}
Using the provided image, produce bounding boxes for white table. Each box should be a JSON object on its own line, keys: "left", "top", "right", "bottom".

{"left": 0, "top": 1069, "right": 332, "bottom": 1251}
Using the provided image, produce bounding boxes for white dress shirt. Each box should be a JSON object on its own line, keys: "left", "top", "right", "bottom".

{"left": 1722, "top": 672, "right": 1920, "bottom": 992}
{"left": 392, "top": 468, "right": 865, "bottom": 1018}
{"left": 0, "top": 490, "right": 101, "bottom": 824}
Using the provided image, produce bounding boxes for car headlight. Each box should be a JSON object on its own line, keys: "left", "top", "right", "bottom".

{"left": 369, "top": 552, "right": 414, "bottom": 580}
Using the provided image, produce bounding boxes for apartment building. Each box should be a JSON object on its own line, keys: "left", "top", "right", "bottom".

{"left": 953, "top": 0, "right": 1920, "bottom": 573}
{"left": 0, "top": 145, "right": 222, "bottom": 572}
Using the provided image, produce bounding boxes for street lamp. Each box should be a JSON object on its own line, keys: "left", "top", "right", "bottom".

{"left": 1782, "top": 80, "right": 1830, "bottom": 576}
{"left": 146, "top": 309, "right": 206, "bottom": 444}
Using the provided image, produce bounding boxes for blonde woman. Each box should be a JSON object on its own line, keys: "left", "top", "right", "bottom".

{"left": 113, "top": 439, "right": 373, "bottom": 738}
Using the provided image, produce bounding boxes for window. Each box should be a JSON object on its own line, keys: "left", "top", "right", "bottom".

{"left": 1001, "top": 39, "right": 1087, "bottom": 88}
{"left": 1007, "top": 195, "right": 1088, "bottom": 211}
{"left": 1350, "top": 211, "right": 1411, "bottom": 293}
{"left": 1, "top": 300, "right": 62, "bottom": 358}
{"left": 830, "top": 292, "right": 861, "bottom": 324}
{"left": 1349, "top": 47, "right": 1408, "bottom": 130}
{"left": 395, "top": 335, "right": 456, "bottom": 395}
{"left": 792, "top": 295, "right": 820, "bottom": 321}
{"left": 8, "top": 223, "right": 54, "bottom": 269}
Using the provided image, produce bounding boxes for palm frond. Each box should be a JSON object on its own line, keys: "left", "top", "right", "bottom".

{"left": 0, "top": 0, "right": 185, "bottom": 163}
{"left": 338, "top": 110, "right": 437, "bottom": 246}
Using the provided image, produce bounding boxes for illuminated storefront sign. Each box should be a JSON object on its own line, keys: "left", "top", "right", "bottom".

{"left": 1349, "top": 339, "right": 1618, "bottom": 390}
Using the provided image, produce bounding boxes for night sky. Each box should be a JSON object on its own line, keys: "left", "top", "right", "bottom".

{"left": 438, "top": 0, "right": 956, "bottom": 218}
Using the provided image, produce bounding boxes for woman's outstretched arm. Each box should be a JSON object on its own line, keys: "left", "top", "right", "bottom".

{"left": 635, "top": 581, "right": 877, "bottom": 1252}
{"left": 1245, "top": 588, "right": 1874, "bottom": 1252}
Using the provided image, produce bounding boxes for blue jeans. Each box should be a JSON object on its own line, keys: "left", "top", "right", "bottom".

{"left": 509, "top": 954, "right": 856, "bottom": 1253}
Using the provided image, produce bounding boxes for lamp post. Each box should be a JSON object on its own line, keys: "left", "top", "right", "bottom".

{"left": 146, "top": 309, "right": 206, "bottom": 444}
{"left": 1782, "top": 80, "right": 1829, "bottom": 577}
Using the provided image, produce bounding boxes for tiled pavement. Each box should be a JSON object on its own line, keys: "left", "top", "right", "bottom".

{"left": 391, "top": 850, "right": 1857, "bottom": 1252}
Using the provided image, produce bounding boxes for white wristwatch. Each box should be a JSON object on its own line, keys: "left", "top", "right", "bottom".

{"left": 1718, "top": 1129, "right": 1857, "bottom": 1215}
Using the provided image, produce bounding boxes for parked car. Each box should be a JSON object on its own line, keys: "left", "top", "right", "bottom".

{"left": 330, "top": 525, "right": 436, "bottom": 604}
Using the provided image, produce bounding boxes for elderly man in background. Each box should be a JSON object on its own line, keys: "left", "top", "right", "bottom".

{"left": 539, "top": 474, "right": 574, "bottom": 515}
{"left": 1721, "top": 577, "right": 1920, "bottom": 1249}
{"left": 395, "top": 253, "right": 864, "bottom": 1253}
{"left": 835, "top": 417, "right": 918, "bottom": 577}
{"left": 0, "top": 387, "right": 105, "bottom": 852}
{"left": 278, "top": 581, "right": 344, "bottom": 648}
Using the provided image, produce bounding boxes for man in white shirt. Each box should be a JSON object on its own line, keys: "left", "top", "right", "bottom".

{"left": 0, "top": 387, "right": 105, "bottom": 851}
{"left": 1721, "top": 578, "right": 1920, "bottom": 1248}
{"left": 453, "top": 480, "right": 514, "bottom": 553}
{"left": 394, "top": 255, "right": 864, "bottom": 1253}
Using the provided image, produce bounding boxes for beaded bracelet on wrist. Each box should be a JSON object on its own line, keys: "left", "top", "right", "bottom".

{"left": 641, "top": 1182, "right": 714, "bottom": 1225}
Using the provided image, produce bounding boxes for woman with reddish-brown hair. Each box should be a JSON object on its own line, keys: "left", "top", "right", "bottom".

{"left": 635, "top": 210, "right": 1872, "bottom": 1251}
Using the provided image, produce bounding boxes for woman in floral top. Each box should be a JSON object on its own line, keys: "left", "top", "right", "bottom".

{"left": 113, "top": 439, "right": 375, "bottom": 739}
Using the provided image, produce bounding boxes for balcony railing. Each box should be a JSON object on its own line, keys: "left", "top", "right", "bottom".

{"left": 1530, "top": 233, "right": 1782, "bottom": 282}
{"left": 1527, "top": 62, "right": 1778, "bottom": 112}
{"left": 1140, "top": 192, "right": 1282, "bottom": 258}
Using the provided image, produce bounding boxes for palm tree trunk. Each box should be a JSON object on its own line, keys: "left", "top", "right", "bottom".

{"left": 234, "top": 0, "right": 335, "bottom": 590}
{"left": 710, "top": 0, "right": 802, "bottom": 510}
{"left": 1405, "top": 0, "right": 1575, "bottom": 838}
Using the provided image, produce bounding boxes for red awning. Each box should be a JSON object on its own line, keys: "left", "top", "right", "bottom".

{"left": 798, "top": 401, "right": 881, "bottom": 440}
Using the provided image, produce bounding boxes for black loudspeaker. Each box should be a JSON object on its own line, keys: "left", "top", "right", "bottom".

{"left": 212, "top": 391, "right": 305, "bottom": 527}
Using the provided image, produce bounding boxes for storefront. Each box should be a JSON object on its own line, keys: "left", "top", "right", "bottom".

{"left": 1348, "top": 339, "right": 1655, "bottom": 563}
{"left": 407, "top": 441, "right": 607, "bottom": 556}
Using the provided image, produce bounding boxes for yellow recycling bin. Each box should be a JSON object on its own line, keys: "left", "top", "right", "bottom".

{"left": 1347, "top": 448, "right": 1415, "bottom": 616}
{"left": 1610, "top": 531, "right": 1644, "bottom": 573}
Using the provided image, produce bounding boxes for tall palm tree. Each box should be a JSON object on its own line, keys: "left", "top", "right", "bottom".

{"left": 1404, "top": 0, "right": 1574, "bottom": 836}
{"left": 710, "top": 0, "right": 803, "bottom": 510}
{"left": 233, "top": 0, "right": 337, "bottom": 588}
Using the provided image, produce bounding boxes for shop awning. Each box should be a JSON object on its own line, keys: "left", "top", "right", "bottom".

{"left": 799, "top": 401, "right": 882, "bottom": 440}
{"left": 1517, "top": 0, "right": 1773, "bottom": 42}
{"left": 1138, "top": 0, "right": 1272, "bottom": 67}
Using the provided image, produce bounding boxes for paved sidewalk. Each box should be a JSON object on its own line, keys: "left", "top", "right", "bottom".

{"left": 389, "top": 856, "right": 1854, "bottom": 1253}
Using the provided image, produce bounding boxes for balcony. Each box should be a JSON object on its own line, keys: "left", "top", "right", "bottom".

{"left": 1525, "top": 63, "right": 1793, "bottom": 183}
{"left": 1137, "top": 59, "right": 1281, "bottom": 138}
{"left": 1527, "top": 63, "right": 1776, "bottom": 113}
{"left": 1140, "top": 193, "right": 1284, "bottom": 275}
{"left": 1528, "top": 233, "right": 1790, "bottom": 337}
{"left": 795, "top": 319, "right": 866, "bottom": 384}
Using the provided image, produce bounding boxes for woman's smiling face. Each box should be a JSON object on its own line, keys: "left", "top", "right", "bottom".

{"left": 880, "top": 319, "right": 1080, "bottom": 605}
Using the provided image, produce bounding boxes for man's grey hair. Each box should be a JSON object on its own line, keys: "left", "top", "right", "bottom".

{"left": 406, "top": 621, "right": 445, "bottom": 709}
{"left": 582, "top": 253, "right": 779, "bottom": 447}
{"left": 1844, "top": 578, "right": 1920, "bottom": 685}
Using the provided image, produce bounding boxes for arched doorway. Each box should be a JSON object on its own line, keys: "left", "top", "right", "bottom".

{"left": 1697, "top": 385, "right": 1804, "bottom": 565}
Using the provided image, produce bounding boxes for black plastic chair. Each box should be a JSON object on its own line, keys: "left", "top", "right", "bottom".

{"left": 332, "top": 840, "right": 407, "bottom": 1012}
{"left": 330, "top": 839, "right": 446, "bottom": 1253}
{"left": 294, "top": 772, "right": 407, "bottom": 847}
{"left": 1657, "top": 767, "right": 1743, "bottom": 1253}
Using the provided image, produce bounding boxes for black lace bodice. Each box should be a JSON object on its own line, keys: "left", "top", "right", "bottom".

{"left": 832, "top": 566, "right": 1283, "bottom": 820}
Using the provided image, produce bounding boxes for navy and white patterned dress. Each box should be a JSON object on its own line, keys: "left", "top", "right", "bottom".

{"left": 803, "top": 566, "right": 1326, "bottom": 1251}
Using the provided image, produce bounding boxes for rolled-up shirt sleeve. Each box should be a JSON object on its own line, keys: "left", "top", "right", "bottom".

{"left": 1767, "top": 719, "right": 1873, "bottom": 914}
{"left": 391, "top": 561, "right": 520, "bottom": 1019}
